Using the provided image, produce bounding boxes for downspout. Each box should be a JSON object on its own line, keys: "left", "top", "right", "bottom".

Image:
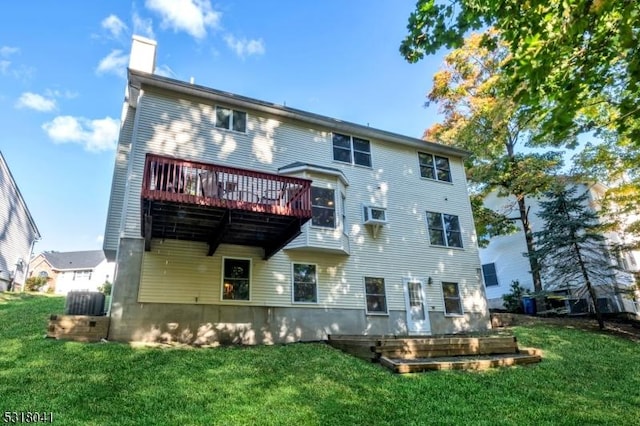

{"left": 20, "top": 236, "right": 40, "bottom": 292}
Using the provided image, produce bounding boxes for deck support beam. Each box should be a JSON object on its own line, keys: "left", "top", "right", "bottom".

{"left": 207, "top": 210, "right": 231, "bottom": 256}
{"left": 263, "top": 218, "right": 302, "bottom": 260}
{"left": 144, "top": 214, "right": 152, "bottom": 251}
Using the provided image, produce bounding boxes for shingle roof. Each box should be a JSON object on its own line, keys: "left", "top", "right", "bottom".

{"left": 41, "top": 250, "right": 106, "bottom": 270}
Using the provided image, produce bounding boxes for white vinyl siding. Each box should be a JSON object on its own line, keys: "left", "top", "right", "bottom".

{"left": 119, "top": 87, "right": 484, "bottom": 315}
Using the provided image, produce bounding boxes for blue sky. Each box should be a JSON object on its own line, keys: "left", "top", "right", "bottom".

{"left": 0, "top": 0, "right": 448, "bottom": 254}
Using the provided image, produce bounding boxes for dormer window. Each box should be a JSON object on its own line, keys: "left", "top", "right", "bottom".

{"left": 333, "top": 133, "right": 371, "bottom": 167}
{"left": 215, "top": 106, "right": 247, "bottom": 133}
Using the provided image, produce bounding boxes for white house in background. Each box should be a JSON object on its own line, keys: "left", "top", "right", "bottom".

{"left": 0, "top": 151, "right": 40, "bottom": 291}
{"left": 480, "top": 182, "right": 640, "bottom": 315}
{"left": 102, "top": 36, "right": 491, "bottom": 345}
{"left": 28, "top": 250, "right": 115, "bottom": 294}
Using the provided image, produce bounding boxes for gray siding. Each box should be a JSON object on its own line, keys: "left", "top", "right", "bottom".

{"left": 0, "top": 153, "right": 39, "bottom": 287}
{"left": 103, "top": 103, "right": 136, "bottom": 259}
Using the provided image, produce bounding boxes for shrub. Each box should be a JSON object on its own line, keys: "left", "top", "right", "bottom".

{"left": 24, "top": 276, "right": 49, "bottom": 292}
{"left": 98, "top": 281, "right": 112, "bottom": 295}
{"left": 502, "top": 280, "right": 530, "bottom": 313}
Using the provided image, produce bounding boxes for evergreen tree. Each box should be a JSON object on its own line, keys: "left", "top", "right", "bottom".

{"left": 532, "top": 185, "right": 618, "bottom": 329}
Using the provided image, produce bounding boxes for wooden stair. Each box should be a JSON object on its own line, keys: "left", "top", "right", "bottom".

{"left": 327, "top": 335, "right": 541, "bottom": 374}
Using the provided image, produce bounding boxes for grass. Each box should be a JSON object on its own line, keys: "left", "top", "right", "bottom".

{"left": 1, "top": 293, "right": 639, "bottom": 426}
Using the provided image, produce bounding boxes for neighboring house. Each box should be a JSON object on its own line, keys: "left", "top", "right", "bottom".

{"left": 29, "top": 250, "right": 115, "bottom": 295}
{"left": 0, "top": 151, "right": 40, "bottom": 291}
{"left": 103, "top": 36, "right": 490, "bottom": 345}
{"left": 480, "top": 182, "right": 640, "bottom": 315}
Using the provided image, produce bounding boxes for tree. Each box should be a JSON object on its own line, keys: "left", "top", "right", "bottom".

{"left": 532, "top": 185, "right": 620, "bottom": 329}
{"left": 424, "top": 30, "right": 563, "bottom": 292}
{"left": 400, "top": 0, "right": 640, "bottom": 146}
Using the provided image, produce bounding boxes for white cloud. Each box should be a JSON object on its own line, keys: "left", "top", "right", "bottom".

{"left": 96, "top": 235, "right": 104, "bottom": 244}
{"left": 0, "top": 46, "right": 19, "bottom": 57}
{"left": 42, "top": 116, "right": 120, "bottom": 152}
{"left": 154, "top": 64, "right": 176, "bottom": 78}
{"left": 15, "top": 92, "right": 57, "bottom": 112}
{"left": 145, "top": 0, "right": 221, "bottom": 39}
{"left": 102, "top": 14, "right": 128, "bottom": 38}
{"left": 224, "top": 35, "right": 265, "bottom": 58}
{"left": 0, "top": 60, "right": 10, "bottom": 74}
{"left": 96, "top": 49, "right": 129, "bottom": 77}
{"left": 45, "top": 88, "right": 78, "bottom": 99}
{"left": 133, "top": 11, "right": 155, "bottom": 39}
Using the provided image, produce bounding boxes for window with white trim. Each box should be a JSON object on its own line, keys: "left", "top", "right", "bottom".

{"left": 442, "top": 282, "right": 463, "bottom": 315}
{"left": 426, "top": 212, "right": 463, "bottom": 248}
{"left": 365, "top": 277, "right": 387, "bottom": 314}
{"left": 482, "top": 263, "right": 499, "bottom": 287}
{"left": 73, "top": 270, "right": 92, "bottom": 280}
{"left": 311, "top": 187, "right": 335, "bottom": 228}
{"left": 215, "top": 106, "right": 247, "bottom": 133}
{"left": 222, "top": 258, "right": 251, "bottom": 300}
{"left": 333, "top": 133, "right": 371, "bottom": 167}
{"left": 292, "top": 263, "right": 318, "bottom": 303}
{"left": 418, "top": 152, "right": 451, "bottom": 182}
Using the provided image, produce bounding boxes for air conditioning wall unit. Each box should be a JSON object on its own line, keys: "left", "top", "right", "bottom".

{"left": 363, "top": 205, "right": 387, "bottom": 225}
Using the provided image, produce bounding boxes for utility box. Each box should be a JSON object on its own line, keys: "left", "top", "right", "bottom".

{"left": 65, "top": 291, "right": 106, "bottom": 316}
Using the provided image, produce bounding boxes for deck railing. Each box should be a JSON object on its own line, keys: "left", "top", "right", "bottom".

{"left": 141, "top": 154, "right": 312, "bottom": 218}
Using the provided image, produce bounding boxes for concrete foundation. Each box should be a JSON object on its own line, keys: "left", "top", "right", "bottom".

{"left": 109, "top": 238, "right": 491, "bottom": 345}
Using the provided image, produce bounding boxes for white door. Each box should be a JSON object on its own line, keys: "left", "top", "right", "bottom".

{"left": 403, "top": 278, "right": 431, "bottom": 335}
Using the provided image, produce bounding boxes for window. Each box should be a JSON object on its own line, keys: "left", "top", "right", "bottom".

{"left": 426, "top": 212, "right": 463, "bottom": 248}
{"left": 38, "top": 271, "right": 49, "bottom": 278}
{"left": 482, "top": 263, "right": 499, "bottom": 287}
{"left": 332, "top": 133, "right": 371, "bottom": 167}
{"left": 73, "top": 270, "right": 92, "bottom": 280}
{"left": 292, "top": 263, "right": 318, "bottom": 303}
{"left": 363, "top": 205, "right": 387, "bottom": 224}
{"left": 442, "top": 282, "right": 463, "bottom": 315}
{"left": 365, "top": 277, "right": 387, "bottom": 314}
{"left": 311, "top": 187, "right": 335, "bottom": 228}
{"left": 215, "top": 106, "right": 247, "bottom": 133}
{"left": 418, "top": 152, "right": 451, "bottom": 182}
{"left": 222, "top": 258, "right": 250, "bottom": 300}
{"left": 341, "top": 192, "right": 347, "bottom": 232}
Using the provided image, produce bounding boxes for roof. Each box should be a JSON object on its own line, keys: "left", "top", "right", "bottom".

{"left": 279, "top": 162, "right": 350, "bottom": 186}
{"left": 128, "top": 69, "right": 470, "bottom": 159}
{"left": 0, "top": 151, "right": 41, "bottom": 239}
{"left": 41, "top": 250, "right": 107, "bottom": 271}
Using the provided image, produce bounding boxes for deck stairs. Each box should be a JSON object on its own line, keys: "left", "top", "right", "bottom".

{"left": 327, "top": 334, "right": 541, "bottom": 374}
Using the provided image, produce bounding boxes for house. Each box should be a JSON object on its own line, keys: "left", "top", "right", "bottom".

{"left": 103, "top": 36, "right": 490, "bottom": 345}
{"left": 28, "top": 250, "right": 115, "bottom": 295}
{"left": 480, "top": 182, "right": 640, "bottom": 315}
{"left": 0, "top": 151, "right": 40, "bottom": 291}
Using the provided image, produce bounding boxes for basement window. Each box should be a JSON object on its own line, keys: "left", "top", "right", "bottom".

{"left": 222, "top": 258, "right": 251, "bottom": 301}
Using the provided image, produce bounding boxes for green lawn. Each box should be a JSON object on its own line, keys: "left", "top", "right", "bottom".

{"left": 1, "top": 293, "right": 639, "bottom": 426}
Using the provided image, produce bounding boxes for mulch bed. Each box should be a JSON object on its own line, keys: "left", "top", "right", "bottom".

{"left": 491, "top": 313, "right": 640, "bottom": 343}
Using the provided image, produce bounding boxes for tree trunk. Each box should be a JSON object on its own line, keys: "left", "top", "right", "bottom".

{"left": 574, "top": 243, "right": 605, "bottom": 329}
{"left": 518, "top": 196, "right": 543, "bottom": 293}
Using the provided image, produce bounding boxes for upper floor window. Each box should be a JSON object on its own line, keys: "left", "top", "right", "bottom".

{"left": 222, "top": 258, "right": 251, "bottom": 301}
{"left": 311, "top": 187, "right": 335, "bottom": 228}
{"left": 333, "top": 133, "right": 371, "bottom": 167}
{"left": 418, "top": 152, "right": 451, "bottom": 182}
{"left": 215, "top": 106, "right": 247, "bottom": 133}
{"left": 426, "top": 212, "right": 463, "bottom": 248}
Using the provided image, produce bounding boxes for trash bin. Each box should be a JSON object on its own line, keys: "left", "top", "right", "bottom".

{"left": 522, "top": 296, "right": 537, "bottom": 315}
